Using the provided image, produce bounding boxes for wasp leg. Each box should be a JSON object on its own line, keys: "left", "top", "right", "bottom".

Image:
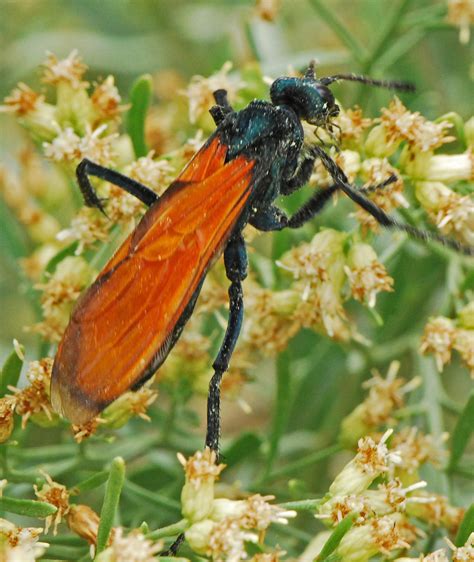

{"left": 280, "top": 155, "right": 316, "bottom": 196}
{"left": 206, "top": 233, "right": 247, "bottom": 457}
{"left": 159, "top": 533, "right": 185, "bottom": 557}
{"left": 76, "top": 158, "right": 158, "bottom": 215}
{"left": 312, "top": 146, "right": 473, "bottom": 256}
{"left": 252, "top": 172, "right": 398, "bottom": 231}
{"left": 251, "top": 184, "right": 339, "bottom": 231}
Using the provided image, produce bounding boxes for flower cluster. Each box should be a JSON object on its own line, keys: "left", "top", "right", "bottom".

{"left": 6, "top": 357, "right": 58, "bottom": 431}
{"left": 0, "top": 518, "right": 49, "bottom": 561}
{"left": 242, "top": 230, "right": 393, "bottom": 348}
{"left": 420, "top": 301, "right": 474, "bottom": 377}
{"left": 304, "top": 430, "right": 464, "bottom": 561}
{"left": 179, "top": 448, "right": 296, "bottom": 561}
{"left": 339, "top": 362, "right": 421, "bottom": 447}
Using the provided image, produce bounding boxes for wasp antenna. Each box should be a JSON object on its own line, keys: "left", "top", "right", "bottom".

{"left": 304, "top": 60, "right": 317, "bottom": 80}
{"left": 321, "top": 73, "right": 415, "bottom": 93}
{"left": 312, "top": 146, "right": 474, "bottom": 257}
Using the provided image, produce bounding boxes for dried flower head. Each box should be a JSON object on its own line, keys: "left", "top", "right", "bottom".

{"left": 355, "top": 157, "right": 407, "bottom": 232}
{"left": 346, "top": 242, "right": 394, "bottom": 307}
{"left": 31, "top": 256, "right": 95, "bottom": 342}
{"left": 44, "top": 124, "right": 117, "bottom": 165}
{"left": 182, "top": 62, "right": 242, "bottom": 124}
{"left": 9, "top": 358, "right": 55, "bottom": 428}
{"left": 34, "top": 472, "right": 70, "bottom": 535}
{"left": 0, "top": 397, "right": 16, "bottom": 443}
{"left": 337, "top": 513, "right": 412, "bottom": 561}
{"left": 330, "top": 430, "right": 401, "bottom": 497}
{"left": 66, "top": 504, "right": 100, "bottom": 546}
{"left": 57, "top": 207, "right": 110, "bottom": 254}
{"left": 103, "top": 386, "right": 158, "bottom": 428}
{"left": 72, "top": 416, "right": 105, "bottom": 443}
{"left": 379, "top": 97, "right": 454, "bottom": 152}
{"left": 420, "top": 317, "right": 457, "bottom": 371}
{"left": 42, "top": 50, "right": 88, "bottom": 88}
{"left": 407, "top": 492, "right": 465, "bottom": 534}
{"left": 94, "top": 528, "right": 163, "bottom": 562}
{"left": 240, "top": 494, "right": 296, "bottom": 530}
{"left": 335, "top": 106, "right": 373, "bottom": 148}
{"left": 126, "top": 153, "right": 175, "bottom": 194}
{"left": 242, "top": 283, "right": 300, "bottom": 355}
{"left": 91, "top": 76, "right": 123, "bottom": 121}
{"left": 415, "top": 181, "right": 474, "bottom": 246}
{"left": 340, "top": 362, "right": 420, "bottom": 446}
{"left": 1, "top": 83, "right": 45, "bottom": 116}
{"left": 391, "top": 427, "right": 447, "bottom": 474}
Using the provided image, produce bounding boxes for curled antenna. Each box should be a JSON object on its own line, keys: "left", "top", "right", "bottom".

{"left": 312, "top": 146, "right": 474, "bottom": 257}
{"left": 321, "top": 73, "right": 415, "bottom": 93}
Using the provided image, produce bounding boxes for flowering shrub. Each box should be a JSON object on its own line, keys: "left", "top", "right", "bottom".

{"left": 0, "top": 21, "right": 472, "bottom": 562}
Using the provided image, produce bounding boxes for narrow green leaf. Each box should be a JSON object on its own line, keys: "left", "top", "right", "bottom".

{"left": 449, "top": 390, "right": 474, "bottom": 471}
{"left": 317, "top": 513, "right": 357, "bottom": 561}
{"left": 455, "top": 503, "right": 474, "bottom": 547}
{"left": 72, "top": 471, "right": 109, "bottom": 494}
{"left": 40, "top": 545, "right": 89, "bottom": 560}
{"left": 122, "top": 479, "right": 181, "bottom": 512}
{"left": 95, "top": 457, "right": 126, "bottom": 556}
{"left": 279, "top": 498, "right": 323, "bottom": 512}
{"left": 0, "top": 496, "right": 57, "bottom": 518}
{"left": 126, "top": 74, "right": 153, "bottom": 158}
{"left": 0, "top": 344, "right": 24, "bottom": 396}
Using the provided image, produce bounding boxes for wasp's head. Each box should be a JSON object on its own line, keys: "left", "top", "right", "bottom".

{"left": 270, "top": 70, "right": 340, "bottom": 128}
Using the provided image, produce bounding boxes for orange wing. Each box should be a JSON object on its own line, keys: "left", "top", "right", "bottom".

{"left": 51, "top": 138, "right": 255, "bottom": 424}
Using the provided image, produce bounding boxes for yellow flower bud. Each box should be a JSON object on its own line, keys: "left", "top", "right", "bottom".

{"left": 56, "top": 82, "right": 93, "bottom": 135}
{"left": 185, "top": 519, "right": 215, "bottom": 554}
{"left": 404, "top": 149, "right": 473, "bottom": 182}
{"left": 415, "top": 182, "right": 454, "bottom": 211}
{"left": 178, "top": 449, "right": 225, "bottom": 522}
{"left": 365, "top": 124, "right": 401, "bottom": 158}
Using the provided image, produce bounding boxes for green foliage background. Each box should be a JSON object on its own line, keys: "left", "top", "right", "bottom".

{"left": 0, "top": 1, "right": 473, "bottom": 560}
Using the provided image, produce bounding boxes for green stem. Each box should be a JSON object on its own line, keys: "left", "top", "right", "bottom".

{"left": 146, "top": 519, "right": 188, "bottom": 541}
{"left": 95, "top": 457, "right": 126, "bottom": 557}
{"left": 309, "top": 0, "right": 367, "bottom": 65}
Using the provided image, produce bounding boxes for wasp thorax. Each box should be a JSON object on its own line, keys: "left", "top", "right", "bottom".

{"left": 270, "top": 76, "right": 339, "bottom": 126}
